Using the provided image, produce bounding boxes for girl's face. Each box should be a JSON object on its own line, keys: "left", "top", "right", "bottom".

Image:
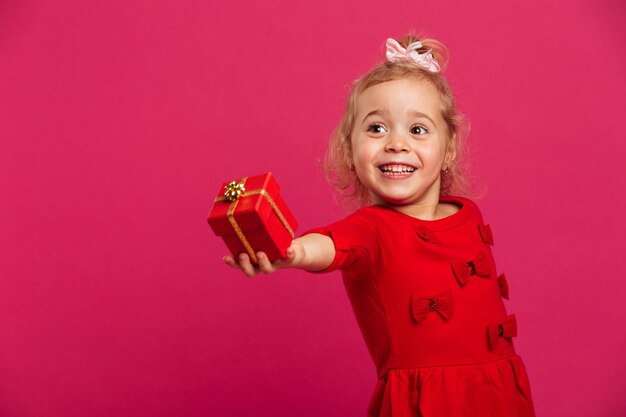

{"left": 351, "top": 78, "right": 455, "bottom": 208}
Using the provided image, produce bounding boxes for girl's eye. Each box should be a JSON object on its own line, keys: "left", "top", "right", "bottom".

{"left": 411, "top": 125, "right": 429, "bottom": 135}
{"left": 367, "top": 123, "right": 387, "bottom": 134}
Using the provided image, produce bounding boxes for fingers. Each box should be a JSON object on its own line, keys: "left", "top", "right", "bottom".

{"left": 256, "top": 252, "right": 275, "bottom": 275}
{"left": 222, "top": 252, "right": 275, "bottom": 277}
{"left": 223, "top": 255, "right": 240, "bottom": 269}
{"left": 237, "top": 253, "right": 258, "bottom": 277}
{"left": 275, "top": 246, "right": 296, "bottom": 269}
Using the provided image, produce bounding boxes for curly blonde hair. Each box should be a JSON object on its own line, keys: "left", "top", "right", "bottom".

{"left": 324, "top": 34, "right": 472, "bottom": 209}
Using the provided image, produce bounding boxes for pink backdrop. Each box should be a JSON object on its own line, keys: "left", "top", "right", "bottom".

{"left": 1, "top": 1, "right": 625, "bottom": 416}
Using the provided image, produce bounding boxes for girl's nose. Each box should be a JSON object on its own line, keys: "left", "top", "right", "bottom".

{"left": 385, "top": 133, "right": 410, "bottom": 153}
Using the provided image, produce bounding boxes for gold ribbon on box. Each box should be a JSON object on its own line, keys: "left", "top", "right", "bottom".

{"left": 215, "top": 177, "right": 295, "bottom": 264}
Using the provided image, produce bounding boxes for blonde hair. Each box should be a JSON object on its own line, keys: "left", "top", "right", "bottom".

{"left": 324, "top": 33, "right": 473, "bottom": 210}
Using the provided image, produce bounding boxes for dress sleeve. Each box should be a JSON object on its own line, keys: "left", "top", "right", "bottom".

{"left": 300, "top": 211, "right": 377, "bottom": 276}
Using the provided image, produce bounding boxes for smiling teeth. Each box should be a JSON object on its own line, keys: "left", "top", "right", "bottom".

{"left": 380, "top": 164, "right": 415, "bottom": 174}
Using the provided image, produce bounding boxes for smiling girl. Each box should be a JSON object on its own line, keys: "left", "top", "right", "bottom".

{"left": 223, "top": 34, "right": 536, "bottom": 417}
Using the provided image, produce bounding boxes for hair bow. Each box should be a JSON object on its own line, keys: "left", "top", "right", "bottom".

{"left": 451, "top": 250, "right": 492, "bottom": 286}
{"left": 487, "top": 314, "right": 517, "bottom": 350}
{"left": 478, "top": 223, "right": 494, "bottom": 246}
{"left": 411, "top": 289, "right": 454, "bottom": 323}
{"left": 385, "top": 38, "right": 441, "bottom": 73}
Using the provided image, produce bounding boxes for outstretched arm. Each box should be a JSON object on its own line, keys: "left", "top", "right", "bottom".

{"left": 223, "top": 233, "right": 335, "bottom": 277}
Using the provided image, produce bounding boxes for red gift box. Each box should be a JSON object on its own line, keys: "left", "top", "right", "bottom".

{"left": 208, "top": 172, "right": 298, "bottom": 264}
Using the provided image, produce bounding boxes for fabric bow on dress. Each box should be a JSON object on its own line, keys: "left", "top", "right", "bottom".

{"left": 451, "top": 251, "right": 491, "bottom": 286}
{"left": 478, "top": 223, "right": 494, "bottom": 246}
{"left": 497, "top": 273, "right": 510, "bottom": 299}
{"left": 487, "top": 314, "right": 517, "bottom": 350}
{"left": 414, "top": 225, "right": 441, "bottom": 244}
{"left": 411, "top": 289, "right": 454, "bottom": 323}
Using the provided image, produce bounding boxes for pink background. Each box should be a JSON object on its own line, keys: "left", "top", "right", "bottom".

{"left": 1, "top": 0, "right": 625, "bottom": 416}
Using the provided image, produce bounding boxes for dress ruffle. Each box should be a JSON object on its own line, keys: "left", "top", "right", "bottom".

{"left": 367, "top": 355, "right": 535, "bottom": 417}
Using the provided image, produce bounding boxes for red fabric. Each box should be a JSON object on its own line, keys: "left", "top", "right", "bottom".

{"left": 303, "top": 196, "right": 535, "bottom": 416}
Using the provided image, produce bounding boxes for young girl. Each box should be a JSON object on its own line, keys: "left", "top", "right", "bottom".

{"left": 223, "top": 34, "right": 536, "bottom": 417}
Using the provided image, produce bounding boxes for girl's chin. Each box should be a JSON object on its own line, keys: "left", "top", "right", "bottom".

{"left": 372, "top": 195, "right": 414, "bottom": 206}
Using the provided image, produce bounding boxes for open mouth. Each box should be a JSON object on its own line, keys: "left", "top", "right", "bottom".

{"left": 378, "top": 163, "right": 416, "bottom": 175}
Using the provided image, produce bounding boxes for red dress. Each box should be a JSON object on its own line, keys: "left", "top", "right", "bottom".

{"left": 305, "top": 196, "right": 536, "bottom": 417}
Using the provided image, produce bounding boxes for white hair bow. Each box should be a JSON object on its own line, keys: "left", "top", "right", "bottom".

{"left": 385, "top": 38, "right": 440, "bottom": 73}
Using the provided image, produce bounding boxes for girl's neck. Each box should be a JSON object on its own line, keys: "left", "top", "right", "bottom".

{"left": 370, "top": 183, "right": 454, "bottom": 220}
{"left": 371, "top": 193, "right": 459, "bottom": 221}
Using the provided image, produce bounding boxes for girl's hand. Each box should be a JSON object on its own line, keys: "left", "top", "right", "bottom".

{"left": 222, "top": 240, "right": 305, "bottom": 277}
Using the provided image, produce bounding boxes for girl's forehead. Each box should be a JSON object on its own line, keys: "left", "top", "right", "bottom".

{"left": 355, "top": 79, "right": 442, "bottom": 117}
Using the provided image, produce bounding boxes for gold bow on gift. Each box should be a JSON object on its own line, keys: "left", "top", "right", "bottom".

{"left": 215, "top": 177, "right": 294, "bottom": 264}
{"left": 224, "top": 181, "right": 246, "bottom": 202}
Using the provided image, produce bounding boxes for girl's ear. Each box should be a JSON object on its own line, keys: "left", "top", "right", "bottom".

{"left": 444, "top": 134, "right": 457, "bottom": 167}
